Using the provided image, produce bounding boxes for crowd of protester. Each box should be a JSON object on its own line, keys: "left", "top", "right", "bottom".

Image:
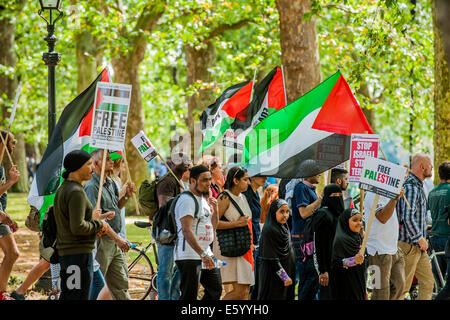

{"left": 0, "top": 135, "right": 449, "bottom": 301}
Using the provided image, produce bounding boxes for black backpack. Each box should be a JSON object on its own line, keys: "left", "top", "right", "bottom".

{"left": 41, "top": 205, "right": 59, "bottom": 264}
{"left": 152, "top": 191, "right": 199, "bottom": 246}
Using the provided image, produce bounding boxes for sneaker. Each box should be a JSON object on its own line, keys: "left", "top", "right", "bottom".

{"left": 10, "top": 290, "right": 25, "bottom": 300}
{"left": 0, "top": 291, "right": 13, "bottom": 300}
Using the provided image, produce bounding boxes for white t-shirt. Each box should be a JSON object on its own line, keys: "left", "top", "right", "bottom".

{"left": 363, "top": 191, "right": 399, "bottom": 256}
{"left": 174, "top": 192, "right": 214, "bottom": 261}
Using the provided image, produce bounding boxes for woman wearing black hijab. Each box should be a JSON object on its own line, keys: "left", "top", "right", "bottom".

{"left": 314, "top": 184, "right": 345, "bottom": 300}
{"left": 257, "top": 199, "right": 296, "bottom": 300}
{"left": 330, "top": 208, "right": 366, "bottom": 300}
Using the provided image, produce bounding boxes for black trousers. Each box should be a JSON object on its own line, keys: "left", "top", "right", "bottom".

{"left": 175, "top": 259, "right": 222, "bottom": 300}
{"left": 59, "top": 253, "right": 93, "bottom": 300}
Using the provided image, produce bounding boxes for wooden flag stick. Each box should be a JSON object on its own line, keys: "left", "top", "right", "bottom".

{"left": 327, "top": 169, "right": 332, "bottom": 185}
{"left": 157, "top": 153, "right": 185, "bottom": 190}
{"left": 360, "top": 189, "right": 365, "bottom": 216}
{"left": 378, "top": 145, "right": 411, "bottom": 210}
{"left": 96, "top": 149, "right": 108, "bottom": 210}
{"left": 121, "top": 150, "right": 141, "bottom": 216}
{"left": 0, "top": 132, "right": 14, "bottom": 166}
{"left": 359, "top": 193, "right": 380, "bottom": 256}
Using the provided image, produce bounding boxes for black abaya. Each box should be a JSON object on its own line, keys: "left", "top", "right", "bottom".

{"left": 257, "top": 199, "right": 296, "bottom": 300}
{"left": 330, "top": 208, "right": 367, "bottom": 300}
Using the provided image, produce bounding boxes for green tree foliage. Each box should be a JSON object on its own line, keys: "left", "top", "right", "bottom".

{"left": 312, "top": 0, "right": 434, "bottom": 161}
{"left": 2, "top": 0, "right": 436, "bottom": 171}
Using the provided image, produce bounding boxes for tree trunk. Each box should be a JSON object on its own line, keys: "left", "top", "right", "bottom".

{"left": 433, "top": 1, "right": 450, "bottom": 186}
{"left": 0, "top": 14, "right": 28, "bottom": 192}
{"left": 276, "top": 0, "right": 324, "bottom": 190}
{"left": 75, "top": 30, "right": 100, "bottom": 94}
{"left": 111, "top": 54, "right": 147, "bottom": 214}
{"left": 185, "top": 42, "right": 217, "bottom": 158}
{"left": 276, "top": 0, "right": 322, "bottom": 104}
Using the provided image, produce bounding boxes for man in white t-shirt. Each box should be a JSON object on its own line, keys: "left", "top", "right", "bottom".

{"left": 174, "top": 165, "right": 222, "bottom": 300}
{"left": 364, "top": 188, "right": 405, "bottom": 300}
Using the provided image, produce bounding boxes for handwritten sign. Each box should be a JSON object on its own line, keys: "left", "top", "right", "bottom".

{"left": 131, "top": 131, "right": 158, "bottom": 162}
{"left": 349, "top": 134, "right": 380, "bottom": 183}
{"left": 359, "top": 157, "right": 407, "bottom": 199}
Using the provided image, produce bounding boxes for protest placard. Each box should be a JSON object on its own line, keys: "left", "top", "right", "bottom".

{"left": 90, "top": 82, "right": 132, "bottom": 151}
{"left": 131, "top": 131, "right": 158, "bottom": 162}
{"left": 358, "top": 156, "right": 407, "bottom": 200}
{"left": 348, "top": 134, "right": 379, "bottom": 183}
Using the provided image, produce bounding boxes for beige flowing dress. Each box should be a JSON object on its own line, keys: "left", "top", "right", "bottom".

{"left": 213, "top": 191, "right": 255, "bottom": 285}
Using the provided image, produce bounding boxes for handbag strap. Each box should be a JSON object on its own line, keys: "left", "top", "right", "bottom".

{"left": 223, "top": 190, "right": 246, "bottom": 217}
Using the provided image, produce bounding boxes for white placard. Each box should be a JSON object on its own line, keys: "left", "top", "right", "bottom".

{"left": 90, "top": 82, "right": 132, "bottom": 150}
{"left": 131, "top": 131, "right": 158, "bottom": 162}
{"left": 358, "top": 156, "right": 407, "bottom": 199}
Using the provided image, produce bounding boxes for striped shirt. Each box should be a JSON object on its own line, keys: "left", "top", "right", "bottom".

{"left": 397, "top": 173, "right": 428, "bottom": 245}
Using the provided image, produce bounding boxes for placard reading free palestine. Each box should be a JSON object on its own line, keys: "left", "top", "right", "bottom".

{"left": 90, "top": 82, "right": 132, "bottom": 151}
{"left": 358, "top": 157, "right": 408, "bottom": 199}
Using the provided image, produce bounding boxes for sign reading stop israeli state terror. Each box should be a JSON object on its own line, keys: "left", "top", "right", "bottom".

{"left": 131, "top": 131, "right": 158, "bottom": 162}
{"left": 90, "top": 82, "right": 132, "bottom": 151}
{"left": 348, "top": 134, "right": 380, "bottom": 183}
{"left": 358, "top": 157, "right": 407, "bottom": 199}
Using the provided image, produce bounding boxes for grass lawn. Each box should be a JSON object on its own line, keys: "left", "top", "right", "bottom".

{"left": 8, "top": 192, "right": 158, "bottom": 266}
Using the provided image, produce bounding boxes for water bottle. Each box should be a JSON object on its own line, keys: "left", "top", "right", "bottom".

{"left": 128, "top": 241, "right": 137, "bottom": 249}
{"left": 202, "top": 258, "right": 227, "bottom": 269}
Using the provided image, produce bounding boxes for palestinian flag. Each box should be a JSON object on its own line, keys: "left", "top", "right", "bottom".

{"left": 226, "top": 66, "right": 286, "bottom": 150}
{"left": 27, "top": 68, "right": 121, "bottom": 223}
{"left": 242, "top": 70, "right": 373, "bottom": 178}
{"left": 199, "top": 80, "right": 253, "bottom": 152}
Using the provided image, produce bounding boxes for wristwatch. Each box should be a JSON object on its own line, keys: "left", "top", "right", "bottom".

{"left": 200, "top": 251, "right": 208, "bottom": 258}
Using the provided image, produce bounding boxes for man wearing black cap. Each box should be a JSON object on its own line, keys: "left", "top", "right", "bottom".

{"left": 84, "top": 149, "right": 135, "bottom": 300}
{"left": 53, "top": 150, "right": 106, "bottom": 300}
{"left": 174, "top": 165, "right": 222, "bottom": 300}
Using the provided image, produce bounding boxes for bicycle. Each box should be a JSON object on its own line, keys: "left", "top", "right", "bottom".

{"left": 427, "top": 234, "right": 446, "bottom": 299}
{"left": 127, "top": 221, "right": 159, "bottom": 300}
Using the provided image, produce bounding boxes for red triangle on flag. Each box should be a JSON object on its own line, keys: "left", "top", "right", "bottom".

{"left": 311, "top": 75, "right": 373, "bottom": 135}
{"left": 223, "top": 80, "right": 253, "bottom": 120}
{"left": 79, "top": 68, "right": 111, "bottom": 137}
{"left": 268, "top": 66, "right": 286, "bottom": 110}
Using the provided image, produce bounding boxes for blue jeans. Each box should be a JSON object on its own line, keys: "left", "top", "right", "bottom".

{"left": 435, "top": 236, "right": 450, "bottom": 300}
{"left": 89, "top": 269, "right": 105, "bottom": 300}
{"left": 430, "top": 236, "right": 448, "bottom": 285}
{"left": 156, "top": 243, "right": 180, "bottom": 300}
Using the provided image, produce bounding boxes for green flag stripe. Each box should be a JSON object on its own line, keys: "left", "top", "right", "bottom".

{"left": 199, "top": 116, "right": 234, "bottom": 152}
{"left": 96, "top": 102, "right": 128, "bottom": 113}
{"left": 243, "top": 70, "right": 341, "bottom": 162}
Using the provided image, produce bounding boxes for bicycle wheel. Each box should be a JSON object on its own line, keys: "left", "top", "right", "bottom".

{"left": 127, "top": 247, "right": 155, "bottom": 300}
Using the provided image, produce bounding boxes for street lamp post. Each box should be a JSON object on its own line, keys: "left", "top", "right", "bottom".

{"left": 38, "top": 0, "right": 63, "bottom": 142}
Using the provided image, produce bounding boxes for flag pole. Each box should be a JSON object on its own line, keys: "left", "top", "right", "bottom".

{"left": 96, "top": 149, "right": 108, "bottom": 210}
{"left": 121, "top": 150, "right": 141, "bottom": 216}
{"left": 0, "top": 83, "right": 21, "bottom": 166}
{"left": 359, "top": 193, "right": 380, "bottom": 256}
{"left": 157, "top": 153, "right": 185, "bottom": 190}
{"left": 0, "top": 133, "right": 14, "bottom": 166}
{"left": 250, "top": 68, "right": 257, "bottom": 102}
{"left": 281, "top": 65, "right": 288, "bottom": 105}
